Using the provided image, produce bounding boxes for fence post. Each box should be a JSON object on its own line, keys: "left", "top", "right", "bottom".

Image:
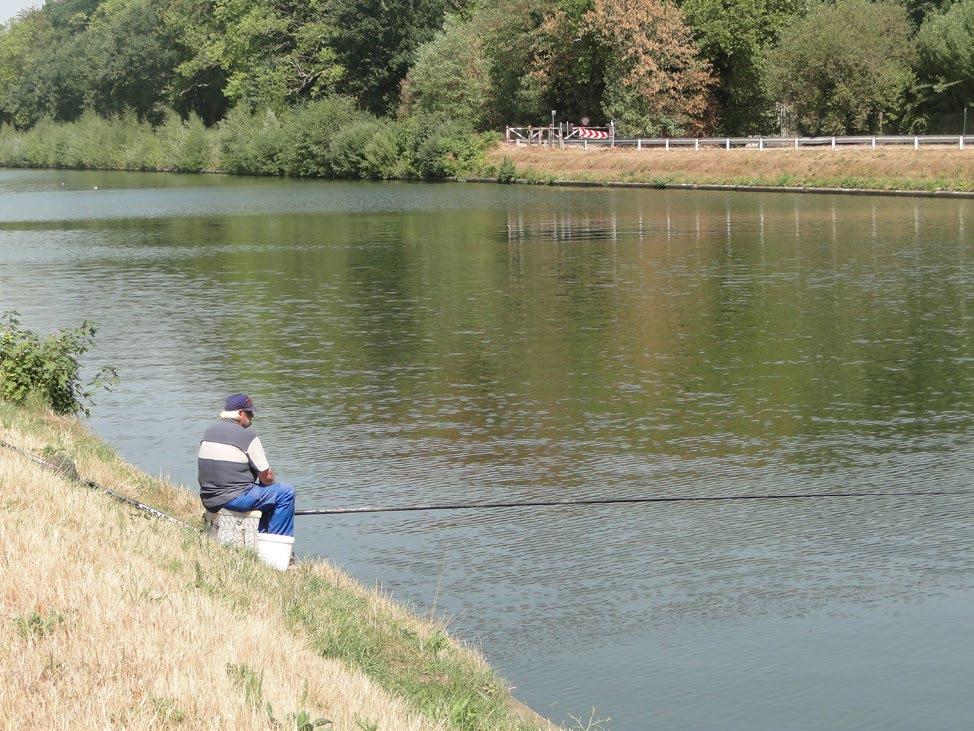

{"left": 584, "top": 139, "right": 588, "bottom": 150}
{"left": 962, "top": 136, "right": 965, "bottom": 150}
{"left": 872, "top": 137, "right": 876, "bottom": 149}
{"left": 665, "top": 138, "right": 670, "bottom": 150}
{"left": 637, "top": 138, "right": 642, "bottom": 150}
{"left": 695, "top": 139, "right": 700, "bottom": 151}
{"left": 914, "top": 136, "right": 919, "bottom": 150}
{"left": 505, "top": 126, "right": 510, "bottom": 144}
{"left": 759, "top": 137, "right": 764, "bottom": 150}
{"left": 794, "top": 137, "right": 799, "bottom": 149}
{"left": 726, "top": 138, "right": 730, "bottom": 150}
{"left": 831, "top": 137, "right": 836, "bottom": 150}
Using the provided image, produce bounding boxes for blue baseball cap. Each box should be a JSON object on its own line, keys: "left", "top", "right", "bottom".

{"left": 225, "top": 393, "right": 256, "bottom": 413}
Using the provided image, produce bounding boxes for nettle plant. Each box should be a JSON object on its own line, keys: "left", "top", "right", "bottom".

{"left": 0, "top": 311, "right": 118, "bottom": 415}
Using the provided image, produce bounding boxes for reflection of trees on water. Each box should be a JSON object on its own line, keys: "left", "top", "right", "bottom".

{"left": 30, "top": 188, "right": 974, "bottom": 498}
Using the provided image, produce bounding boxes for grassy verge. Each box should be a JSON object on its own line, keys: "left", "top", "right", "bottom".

{"left": 0, "top": 398, "right": 551, "bottom": 730}
{"left": 486, "top": 145, "right": 974, "bottom": 193}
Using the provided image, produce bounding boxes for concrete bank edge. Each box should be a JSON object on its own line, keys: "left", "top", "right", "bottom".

{"left": 464, "top": 177, "right": 974, "bottom": 199}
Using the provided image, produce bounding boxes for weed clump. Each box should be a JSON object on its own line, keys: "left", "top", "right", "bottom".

{"left": 0, "top": 312, "right": 117, "bottom": 415}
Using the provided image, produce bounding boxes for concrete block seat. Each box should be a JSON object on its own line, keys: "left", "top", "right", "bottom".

{"left": 203, "top": 508, "right": 262, "bottom": 550}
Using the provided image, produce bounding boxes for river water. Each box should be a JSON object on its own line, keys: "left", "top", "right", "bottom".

{"left": 1, "top": 169, "right": 972, "bottom": 729}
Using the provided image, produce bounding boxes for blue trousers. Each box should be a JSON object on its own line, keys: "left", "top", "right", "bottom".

{"left": 223, "top": 481, "right": 295, "bottom": 537}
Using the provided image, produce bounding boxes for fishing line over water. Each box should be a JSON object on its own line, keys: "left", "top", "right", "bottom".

{"left": 293, "top": 489, "right": 971, "bottom": 516}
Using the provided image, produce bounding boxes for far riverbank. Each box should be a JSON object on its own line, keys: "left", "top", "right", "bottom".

{"left": 487, "top": 145, "right": 974, "bottom": 195}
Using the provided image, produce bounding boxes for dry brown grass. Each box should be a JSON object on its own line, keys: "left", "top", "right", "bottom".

{"left": 0, "top": 401, "right": 552, "bottom": 731}
{"left": 489, "top": 144, "right": 974, "bottom": 191}
{"left": 0, "top": 445, "right": 441, "bottom": 730}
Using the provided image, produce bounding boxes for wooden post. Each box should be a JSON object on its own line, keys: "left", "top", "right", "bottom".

{"left": 505, "top": 126, "right": 510, "bottom": 143}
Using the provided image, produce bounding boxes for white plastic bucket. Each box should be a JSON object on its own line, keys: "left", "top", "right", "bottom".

{"left": 256, "top": 533, "right": 294, "bottom": 571}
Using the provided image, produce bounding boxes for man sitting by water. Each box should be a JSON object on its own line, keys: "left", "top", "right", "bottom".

{"left": 197, "top": 393, "right": 295, "bottom": 536}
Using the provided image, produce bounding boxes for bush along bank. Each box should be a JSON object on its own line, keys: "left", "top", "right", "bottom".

{"left": 0, "top": 102, "right": 498, "bottom": 181}
{"left": 0, "top": 316, "right": 551, "bottom": 730}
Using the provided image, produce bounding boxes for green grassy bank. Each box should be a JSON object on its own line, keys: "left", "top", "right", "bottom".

{"left": 0, "top": 398, "right": 552, "bottom": 730}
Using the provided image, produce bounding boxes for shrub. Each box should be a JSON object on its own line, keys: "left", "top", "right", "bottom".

{"left": 411, "top": 118, "right": 491, "bottom": 179}
{"left": 328, "top": 119, "right": 384, "bottom": 178}
{"left": 496, "top": 155, "right": 516, "bottom": 183}
{"left": 283, "top": 97, "right": 370, "bottom": 177}
{"left": 217, "top": 106, "right": 288, "bottom": 175}
{"left": 0, "top": 312, "right": 117, "bottom": 415}
{"left": 175, "top": 114, "right": 213, "bottom": 172}
{"left": 361, "top": 120, "right": 409, "bottom": 179}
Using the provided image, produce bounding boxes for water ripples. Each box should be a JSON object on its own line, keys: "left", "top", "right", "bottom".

{"left": 2, "top": 171, "right": 973, "bottom": 728}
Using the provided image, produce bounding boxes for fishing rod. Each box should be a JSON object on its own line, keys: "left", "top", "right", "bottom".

{"left": 3, "top": 435, "right": 966, "bottom": 520}
{"left": 294, "top": 488, "right": 970, "bottom": 516}
{"left": 0, "top": 437, "right": 194, "bottom": 529}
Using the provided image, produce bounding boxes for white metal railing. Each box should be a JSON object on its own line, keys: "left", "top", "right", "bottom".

{"left": 507, "top": 133, "right": 974, "bottom": 150}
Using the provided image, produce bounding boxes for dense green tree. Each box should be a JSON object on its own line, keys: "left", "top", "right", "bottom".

{"left": 168, "top": 0, "right": 343, "bottom": 114}
{"left": 324, "top": 0, "right": 444, "bottom": 115}
{"left": 521, "top": 0, "right": 607, "bottom": 125}
{"left": 902, "top": 0, "right": 952, "bottom": 27}
{"left": 766, "top": 0, "right": 915, "bottom": 135}
{"left": 681, "top": 0, "right": 801, "bottom": 133}
{"left": 0, "top": 12, "right": 46, "bottom": 125}
{"left": 462, "top": 0, "right": 553, "bottom": 126}
{"left": 915, "top": 0, "right": 974, "bottom": 128}
{"left": 83, "top": 0, "right": 182, "bottom": 119}
{"left": 399, "top": 16, "right": 493, "bottom": 129}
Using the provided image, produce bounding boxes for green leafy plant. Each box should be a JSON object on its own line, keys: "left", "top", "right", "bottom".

{"left": 289, "top": 710, "right": 332, "bottom": 730}
{"left": 226, "top": 662, "right": 264, "bottom": 707}
{"left": 497, "top": 155, "right": 517, "bottom": 183}
{"left": 0, "top": 312, "right": 118, "bottom": 416}
{"left": 13, "top": 609, "right": 66, "bottom": 639}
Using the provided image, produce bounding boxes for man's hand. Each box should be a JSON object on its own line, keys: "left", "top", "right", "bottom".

{"left": 258, "top": 468, "right": 276, "bottom": 486}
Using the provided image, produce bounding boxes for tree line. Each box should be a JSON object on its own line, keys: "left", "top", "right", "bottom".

{"left": 0, "top": 0, "right": 971, "bottom": 146}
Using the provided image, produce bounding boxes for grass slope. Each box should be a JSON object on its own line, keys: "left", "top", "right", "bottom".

{"left": 489, "top": 145, "right": 974, "bottom": 192}
{"left": 0, "top": 400, "right": 551, "bottom": 731}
